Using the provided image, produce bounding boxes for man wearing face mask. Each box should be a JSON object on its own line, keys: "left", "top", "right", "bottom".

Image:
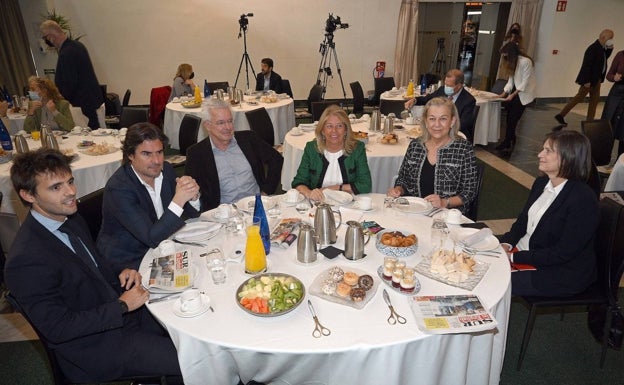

{"left": 39, "top": 20, "right": 104, "bottom": 130}
{"left": 555, "top": 29, "right": 615, "bottom": 125}
{"left": 405, "top": 69, "right": 476, "bottom": 142}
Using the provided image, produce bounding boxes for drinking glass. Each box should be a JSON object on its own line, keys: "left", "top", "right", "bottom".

{"left": 244, "top": 217, "right": 267, "bottom": 274}
{"left": 206, "top": 248, "right": 227, "bottom": 285}
{"left": 430, "top": 212, "right": 450, "bottom": 251}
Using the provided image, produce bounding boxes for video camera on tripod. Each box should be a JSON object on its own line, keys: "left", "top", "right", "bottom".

{"left": 238, "top": 13, "right": 253, "bottom": 37}
{"left": 325, "top": 13, "right": 349, "bottom": 34}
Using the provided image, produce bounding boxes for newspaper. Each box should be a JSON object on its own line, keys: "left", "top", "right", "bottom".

{"left": 148, "top": 250, "right": 192, "bottom": 291}
{"left": 408, "top": 294, "right": 498, "bottom": 334}
{"left": 270, "top": 218, "right": 300, "bottom": 249}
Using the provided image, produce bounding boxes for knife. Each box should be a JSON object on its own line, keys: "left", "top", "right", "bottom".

{"left": 148, "top": 293, "right": 182, "bottom": 304}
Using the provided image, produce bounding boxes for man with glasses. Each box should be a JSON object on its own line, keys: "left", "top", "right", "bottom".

{"left": 185, "top": 99, "right": 283, "bottom": 210}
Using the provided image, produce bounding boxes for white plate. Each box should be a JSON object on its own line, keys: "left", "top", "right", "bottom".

{"left": 172, "top": 294, "right": 211, "bottom": 317}
{"left": 90, "top": 129, "right": 111, "bottom": 136}
{"left": 393, "top": 197, "right": 432, "bottom": 214}
{"left": 174, "top": 222, "right": 222, "bottom": 242}
{"left": 299, "top": 124, "right": 316, "bottom": 132}
{"left": 236, "top": 195, "right": 277, "bottom": 213}
{"left": 451, "top": 227, "right": 499, "bottom": 251}
{"left": 279, "top": 193, "right": 305, "bottom": 206}
{"left": 323, "top": 190, "right": 353, "bottom": 206}
{"left": 212, "top": 211, "right": 236, "bottom": 222}
{"left": 289, "top": 130, "right": 304, "bottom": 136}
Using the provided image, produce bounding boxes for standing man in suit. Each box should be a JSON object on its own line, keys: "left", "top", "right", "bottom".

{"left": 255, "top": 58, "right": 283, "bottom": 94}
{"left": 5, "top": 148, "right": 182, "bottom": 383}
{"left": 186, "top": 99, "right": 283, "bottom": 210}
{"left": 405, "top": 69, "right": 477, "bottom": 142}
{"left": 555, "top": 29, "right": 615, "bottom": 125}
{"left": 98, "top": 123, "right": 201, "bottom": 273}
{"left": 40, "top": 20, "right": 104, "bottom": 129}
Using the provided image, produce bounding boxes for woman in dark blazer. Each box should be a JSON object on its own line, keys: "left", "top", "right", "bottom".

{"left": 500, "top": 130, "right": 599, "bottom": 297}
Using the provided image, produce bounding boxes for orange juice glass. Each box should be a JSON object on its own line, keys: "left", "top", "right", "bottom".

{"left": 31, "top": 130, "right": 41, "bottom": 141}
{"left": 245, "top": 218, "right": 267, "bottom": 274}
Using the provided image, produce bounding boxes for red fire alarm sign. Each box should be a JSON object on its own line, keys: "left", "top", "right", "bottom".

{"left": 557, "top": 1, "right": 567, "bottom": 12}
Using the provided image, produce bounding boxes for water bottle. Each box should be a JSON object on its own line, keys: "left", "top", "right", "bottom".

{"left": 204, "top": 80, "right": 211, "bottom": 97}
{"left": 0, "top": 118, "right": 13, "bottom": 151}
{"left": 420, "top": 75, "right": 427, "bottom": 96}
{"left": 252, "top": 194, "right": 271, "bottom": 255}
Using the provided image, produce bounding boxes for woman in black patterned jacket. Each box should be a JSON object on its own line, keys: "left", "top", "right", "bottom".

{"left": 388, "top": 97, "right": 478, "bottom": 214}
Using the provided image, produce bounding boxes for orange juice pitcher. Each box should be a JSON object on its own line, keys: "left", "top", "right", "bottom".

{"left": 245, "top": 217, "right": 267, "bottom": 274}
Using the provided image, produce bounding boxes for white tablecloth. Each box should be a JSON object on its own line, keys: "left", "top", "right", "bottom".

{"left": 0, "top": 133, "right": 123, "bottom": 221}
{"left": 605, "top": 153, "right": 624, "bottom": 192}
{"left": 281, "top": 122, "right": 416, "bottom": 194}
{"left": 381, "top": 89, "right": 502, "bottom": 146}
{"left": 164, "top": 97, "right": 296, "bottom": 149}
{"left": 140, "top": 194, "right": 511, "bottom": 385}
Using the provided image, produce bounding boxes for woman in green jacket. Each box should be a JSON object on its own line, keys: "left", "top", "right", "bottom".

{"left": 24, "top": 76, "right": 75, "bottom": 133}
{"left": 292, "top": 105, "right": 372, "bottom": 201}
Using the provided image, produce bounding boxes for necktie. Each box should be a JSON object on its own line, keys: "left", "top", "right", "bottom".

{"left": 59, "top": 220, "right": 98, "bottom": 270}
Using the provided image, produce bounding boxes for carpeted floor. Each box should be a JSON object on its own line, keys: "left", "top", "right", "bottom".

{"left": 476, "top": 161, "right": 530, "bottom": 221}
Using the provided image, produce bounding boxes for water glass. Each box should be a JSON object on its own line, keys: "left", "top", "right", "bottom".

{"left": 206, "top": 248, "right": 227, "bottom": 285}
{"left": 226, "top": 216, "right": 244, "bottom": 233}
{"left": 430, "top": 213, "right": 450, "bottom": 251}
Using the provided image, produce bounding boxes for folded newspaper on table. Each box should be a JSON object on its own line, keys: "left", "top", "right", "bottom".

{"left": 408, "top": 294, "right": 498, "bottom": 334}
{"left": 270, "top": 218, "right": 300, "bottom": 249}
{"left": 148, "top": 250, "right": 192, "bottom": 292}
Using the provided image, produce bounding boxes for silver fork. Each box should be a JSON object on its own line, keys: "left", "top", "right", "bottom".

{"left": 425, "top": 208, "right": 443, "bottom": 217}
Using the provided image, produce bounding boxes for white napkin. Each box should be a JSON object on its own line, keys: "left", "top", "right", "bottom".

{"left": 176, "top": 223, "right": 221, "bottom": 239}
{"left": 323, "top": 190, "right": 353, "bottom": 205}
{"left": 461, "top": 228, "right": 493, "bottom": 247}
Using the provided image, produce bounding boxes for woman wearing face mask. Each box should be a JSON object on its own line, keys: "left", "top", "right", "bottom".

{"left": 168, "top": 63, "right": 197, "bottom": 102}
{"left": 23, "top": 76, "right": 75, "bottom": 133}
{"left": 404, "top": 69, "right": 476, "bottom": 142}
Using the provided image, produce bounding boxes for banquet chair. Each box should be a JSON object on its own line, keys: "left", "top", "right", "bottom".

{"left": 207, "top": 81, "right": 229, "bottom": 95}
{"left": 245, "top": 107, "right": 275, "bottom": 146}
{"left": 515, "top": 197, "right": 624, "bottom": 370}
{"left": 281, "top": 79, "right": 293, "bottom": 98}
{"left": 306, "top": 85, "right": 324, "bottom": 116}
{"left": 311, "top": 101, "right": 337, "bottom": 121}
{"left": 5, "top": 293, "right": 167, "bottom": 385}
{"left": 149, "top": 86, "right": 172, "bottom": 128}
{"left": 379, "top": 99, "right": 405, "bottom": 117}
{"left": 465, "top": 162, "right": 485, "bottom": 221}
{"left": 77, "top": 188, "right": 104, "bottom": 241}
{"left": 373, "top": 77, "right": 395, "bottom": 105}
{"left": 122, "top": 89, "right": 131, "bottom": 107}
{"left": 166, "top": 114, "right": 201, "bottom": 168}
{"left": 490, "top": 79, "right": 507, "bottom": 95}
{"left": 462, "top": 104, "right": 480, "bottom": 144}
{"left": 581, "top": 119, "right": 614, "bottom": 182}
{"left": 119, "top": 107, "right": 149, "bottom": 129}
{"left": 587, "top": 161, "right": 602, "bottom": 198}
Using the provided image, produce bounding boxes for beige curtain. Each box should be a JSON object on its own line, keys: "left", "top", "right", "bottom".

{"left": 508, "top": 0, "right": 543, "bottom": 59}
{"left": 393, "top": 0, "right": 420, "bottom": 87}
{"left": 0, "top": 0, "right": 36, "bottom": 96}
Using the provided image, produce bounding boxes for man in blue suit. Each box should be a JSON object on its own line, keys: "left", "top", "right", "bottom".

{"left": 98, "top": 123, "right": 201, "bottom": 274}
{"left": 5, "top": 148, "right": 182, "bottom": 383}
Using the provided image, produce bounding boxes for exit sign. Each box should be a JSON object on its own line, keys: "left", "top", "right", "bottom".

{"left": 557, "top": 1, "right": 567, "bottom": 12}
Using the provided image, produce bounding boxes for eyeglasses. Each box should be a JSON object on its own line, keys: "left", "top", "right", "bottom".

{"left": 323, "top": 123, "right": 346, "bottom": 130}
{"left": 210, "top": 119, "right": 234, "bottom": 127}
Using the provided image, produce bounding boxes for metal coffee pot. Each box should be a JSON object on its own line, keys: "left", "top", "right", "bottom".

{"left": 45, "top": 132, "right": 59, "bottom": 150}
{"left": 344, "top": 221, "right": 370, "bottom": 261}
{"left": 40, "top": 124, "right": 52, "bottom": 148}
{"left": 370, "top": 108, "right": 381, "bottom": 132}
{"left": 297, "top": 223, "right": 318, "bottom": 264}
{"left": 216, "top": 89, "right": 225, "bottom": 101}
{"left": 383, "top": 114, "right": 395, "bottom": 134}
{"left": 314, "top": 203, "right": 342, "bottom": 247}
{"left": 13, "top": 135, "right": 29, "bottom": 153}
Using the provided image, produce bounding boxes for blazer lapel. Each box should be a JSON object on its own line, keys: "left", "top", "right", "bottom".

{"left": 124, "top": 164, "right": 158, "bottom": 222}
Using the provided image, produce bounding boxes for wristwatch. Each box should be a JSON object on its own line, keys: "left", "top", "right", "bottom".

{"left": 118, "top": 300, "right": 129, "bottom": 314}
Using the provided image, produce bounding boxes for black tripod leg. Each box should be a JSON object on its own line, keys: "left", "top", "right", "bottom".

{"left": 330, "top": 46, "right": 349, "bottom": 112}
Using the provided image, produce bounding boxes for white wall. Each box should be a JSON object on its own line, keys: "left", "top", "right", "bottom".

{"left": 18, "top": 0, "right": 624, "bottom": 104}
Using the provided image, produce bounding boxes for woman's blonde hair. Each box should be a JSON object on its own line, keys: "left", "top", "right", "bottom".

{"left": 419, "top": 97, "right": 460, "bottom": 142}
{"left": 314, "top": 105, "right": 358, "bottom": 155}
{"left": 174, "top": 63, "right": 193, "bottom": 80}
{"left": 28, "top": 76, "right": 63, "bottom": 102}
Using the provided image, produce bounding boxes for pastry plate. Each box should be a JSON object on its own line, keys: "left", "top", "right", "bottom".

{"left": 174, "top": 222, "right": 222, "bottom": 242}
{"left": 0, "top": 153, "right": 12, "bottom": 164}
{"left": 172, "top": 294, "right": 212, "bottom": 317}
{"left": 375, "top": 229, "right": 418, "bottom": 257}
{"left": 235, "top": 273, "right": 305, "bottom": 317}
{"left": 377, "top": 266, "right": 421, "bottom": 296}
{"left": 415, "top": 254, "right": 490, "bottom": 291}
{"left": 393, "top": 197, "right": 432, "bottom": 214}
{"left": 309, "top": 266, "right": 379, "bottom": 309}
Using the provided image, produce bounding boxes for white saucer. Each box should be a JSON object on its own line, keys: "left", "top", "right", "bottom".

{"left": 290, "top": 130, "right": 304, "bottom": 136}
{"left": 280, "top": 193, "right": 304, "bottom": 206}
{"left": 172, "top": 294, "right": 211, "bottom": 317}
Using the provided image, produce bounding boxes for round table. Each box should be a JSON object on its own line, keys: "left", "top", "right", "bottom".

{"left": 164, "top": 97, "right": 296, "bottom": 149}
{"left": 0, "top": 133, "right": 123, "bottom": 221}
{"left": 381, "top": 88, "right": 503, "bottom": 146}
{"left": 140, "top": 194, "right": 511, "bottom": 385}
{"left": 281, "top": 121, "right": 420, "bottom": 194}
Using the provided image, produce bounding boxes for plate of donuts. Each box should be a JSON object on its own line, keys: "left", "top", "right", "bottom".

{"left": 309, "top": 265, "right": 379, "bottom": 309}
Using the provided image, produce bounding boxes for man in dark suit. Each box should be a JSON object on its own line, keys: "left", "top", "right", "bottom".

{"left": 98, "top": 123, "right": 201, "bottom": 274}
{"left": 556, "top": 29, "right": 615, "bottom": 125}
{"left": 405, "top": 69, "right": 477, "bottom": 142}
{"left": 5, "top": 148, "right": 182, "bottom": 383}
{"left": 186, "top": 99, "right": 283, "bottom": 211}
{"left": 40, "top": 20, "right": 104, "bottom": 129}
{"left": 255, "top": 58, "right": 283, "bottom": 94}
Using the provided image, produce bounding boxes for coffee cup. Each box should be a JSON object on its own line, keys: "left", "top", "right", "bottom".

{"left": 446, "top": 209, "right": 462, "bottom": 225}
{"left": 355, "top": 196, "right": 373, "bottom": 210}
{"left": 291, "top": 126, "right": 302, "bottom": 135}
{"left": 217, "top": 204, "right": 231, "bottom": 218}
{"left": 71, "top": 126, "right": 82, "bottom": 134}
{"left": 406, "top": 117, "right": 416, "bottom": 125}
{"left": 180, "top": 289, "right": 202, "bottom": 313}
{"left": 286, "top": 189, "right": 300, "bottom": 203}
{"left": 158, "top": 239, "right": 176, "bottom": 256}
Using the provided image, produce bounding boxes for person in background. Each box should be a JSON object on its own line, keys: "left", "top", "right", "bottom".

{"left": 495, "top": 42, "right": 536, "bottom": 153}
{"left": 168, "top": 63, "right": 196, "bottom": 102}
{"left": 292, "top": 105, "right": 371, "bottom": 201}
{"left": 504, "top": 22, "right": 524, "bottom": 49}
{"left": 255, "top": 58, "right": 283, "bottom": 93}
{"left": 601, "top": 49, "right": 624, "bottom": 157}
{"left": 500, "top": 130, "right": 599, "bottom": 297}
{"left": 40, "top": 20, "right": 103, "bottom": 129}
{"left": 0, "top": 101, "right": 9, "bottom": 129}
{"left": 185, "top": 99, "right": 283, "bottom": 210}
{"left": 23, "top": 76, "right": 75, "bottom": 133}
{"left": 98, "top": 123, "right": 201, "bottom": 274}
{"left": 405, "top": 69, "right": 477, "bottom": 142}
{"left": 5, "top": 148, "right": 182, "bottom": 383}
{"left": 555, "top": 29, "right": 615, "bottom": 125}
{"left": 389, "top": 97, "right": 477, "bottom": 214}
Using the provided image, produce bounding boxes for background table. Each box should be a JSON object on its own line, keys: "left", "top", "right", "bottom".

{"left": 381, "top": 88, "right": 502, "bottom": 146}
{"left": 164, "top": 97, "right": 296, "bottom": 149}
{"left": 281, "top": 121, "right": 418, "bottom": 193}
{"left": 141, "top": 194, "right": 512, "bottom": 385}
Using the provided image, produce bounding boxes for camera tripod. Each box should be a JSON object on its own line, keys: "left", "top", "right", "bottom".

{"left": 316, "top": 33, "right": 348, "bottom": 104}
{"left": 428, "top": 37, "right": 447, "bottom": 78}
{"left": 234, "top": 14, "right": 256, "bottom": 90}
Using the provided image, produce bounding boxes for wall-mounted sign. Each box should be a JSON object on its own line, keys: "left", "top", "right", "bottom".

{"left": 556, "top": 1, "right": 567, "bottom": 12}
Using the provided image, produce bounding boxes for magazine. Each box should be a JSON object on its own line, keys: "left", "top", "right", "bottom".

{"left": 148, "top": 250, "right": 192, "bottom": 291}
{"left": 408, "top": 294, "right": 498, "bottom": 334}
{"left": 270, "top": 218, "right": 300, "bottom": 249}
